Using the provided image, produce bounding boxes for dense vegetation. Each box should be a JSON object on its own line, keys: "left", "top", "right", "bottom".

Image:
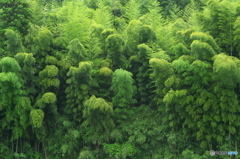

{"left": 0, "top": 0, "right": 240, "bottom": 158}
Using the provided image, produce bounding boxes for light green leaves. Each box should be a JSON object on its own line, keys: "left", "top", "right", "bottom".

{"left": 170, "top": 43, "right": 190, "bottom": 59}
{"left": 191, "top": 40, "right": 216, "bottom": 60}
{"left": 172, "top": 59, "right": 190, "bottom": 74}
{"left": 137, "top": 44, "right": 152, "bottom": 60}
{"left": 34, "top": 27, "right": 53, "bottom": 52}
{"left": 45, "top": 56, "right": 58, "bottom": 65}
{"left": 94, "top": 1, "right": 113, "bottom": 29}
{"left": 99, "top": 67, "right": 113, "bottom": 77}
{"left": 125, "top": 20, "right": 156, "bottom": 56}
{"left": 106, "top": 34, "right": 125, "bottom": 69}
{"left": 4, "top": 29, "right": 24, "bottom": 55}
{"left": 190, "top": 32, "right": 220, "bottom": 61}
{"left": 60, "top": 1, "right": 92, "bottom": 43}
{"left": 39, "top": 65, "right": 60, "bottom": 89}
{"left": 79, "top": 61, "right": 93, "bottom": 73}
{"left": 163, "top": 89, "right": 187, "bottom": 106}
{"left": 190, "top": 32, "right": 220, "bottom": 53}
{"left": 42, "top": 92, "right": 57, "bottom": 104}
{"left": 124, "top": 0, "right": 141, "bottom": 22}
{"left": 0, "top": 72, "right": 22, "bottom": 106}
{"left": 111, "top": 69, "right": 136, "bottom": 108}
{"left": 15, "top": 53, "right": 35, "bottom": 67}
{"left": 65, "top": 61, "right": 92, "bottom": 120}
{"left": 83, "top": 95, "right": 114, "bottom": 116}
{"left": 111, "top": 69, "right": 136, "bottom": 121}
{"left": 82, "top": 95, "right": 114, "bottom": 133}
{"left": 164, "top": 76, "right": 175, "bottom": 88}
{"left": 234, "top": 16, "right": 240, "bottom": 56}
{"left": 30, "top": 109, "right": 44, "bottom": 128}
{"left": 213, "top": 53, "right": 240, "bottom": 88}
{"left": 0, "top": 57, "right": 21, "bottom": 73}
{"left": 149, "top": 58, "right": 174, "bottom": 78}
{"left": 47, "top": 65, "right": 58, "bottom": 77}
{"left": 67, "top": 39, "right": 87, "bottom": 66}
{"left": 106, "top": 34, "right": 123, "bottom": 51}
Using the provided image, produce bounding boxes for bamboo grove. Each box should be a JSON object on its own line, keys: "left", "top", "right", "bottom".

{"left": 0, "top": 0, "right": 240, "bottom": 158}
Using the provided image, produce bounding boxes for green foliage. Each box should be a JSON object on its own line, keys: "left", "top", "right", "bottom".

{"left": 82, "top": 95, "right": 115, "bottom": 133}
{"left": 0, "top": 57, "right": 21, "bottom": 73}
{"left": 99, "top": 67, "right": 113, "bottom": 77}
{"left": 78, "top": 149, "right": 95, "bottom": 159}
{"left": 132, "top": 44, "right": 155, "bottom": 106}
{"left": 0, "top": 73, "right": 22, "bottom": 107}
{"left": 112, "top": 0, "right": 124, "bottom": 17}
{"left": 42, "top": 92, "right": 57, "bottom": 104}
{"left": 13, "top": 97, "right": 32, "bottom": 139}
{"left": 65, "top": 61, "right": 93, "bottom": 122}
{"left": 149, "top": 58, "right": 174, "bottom": 104}
{"left": 15, "top": 53, "right": 36, "bottom": 97}
{"left": 172, "top": 59, "right": 190, "bottom": 74}
{"left": 199, "top": 0, "right": 235, "bottom": 55}
{"left": 111, "top": 69, "right": 136, "bottom": 108}
{"left": 4, "top": 29, "right": 24, "bottom": 55}
{"left": 144, "top": 0, "right": 163, "bottom": 29}
{"left": 124, "top": 0, "right": 141, "bottom": 23}
{"left": 190, "top": 32, "right": 219, "bottom": 61}
{"left": 39, "top": 65, "right": 60, "bottom": 90}
{"left": 106, "top": 34, "right": 123, "bottom": 51}
{"left": 190, "top": 32, "right": 220, "bottom": 53}
{"left": 94, "top": 0, "right": 113, "bottom": 29}
{"left": 92, "top": 62, "right": 113, "bottom": 101}
{"left": 125, "top": 20, "right": 143, "bottom": 56}
{"left": 87, "top": 23, "right": 104, "bottom": 60}
{"left": 176, "top": 28, "right": 195, "bottom": 48}
{"left": 60, "top": 1, "right": 92, "bottom": 43}
{"left": 106, "top": 34, "right": 125, "bottom": 69}
{"left": 140, "top": 24, "right": 156, "bottom": 43}
{"left": 32, "top": 27, "right": 54, "bottom": 53}
{"left": 114, "top": 106, "right": 166, "bottom": 158}
{"left": 111, "top": 69, "right": 136, "bottom": 121}
{"left": 234, "top": 16, "right": 240, "bottom": 57}
{"left": 181, "top": 149, "right": 202, "bottom": 159}
{"left": 125, "top": 20, "right": 156, "bottom": 57}
{"left": 67, "top": 38, "right": 87, "bottom": 66}
{"left": 45, "top": 55, "right": 58, "bottom": 65}
{"left": 170, "top": 43, "right": 190, "bottom": 59}
{"left": 0, "top": 0, "right": 32, "bottom": 35}
{"left": 104, "top": 142, "right": 138, "bottom": 158}
{"left": 15, "top": 53, "right": 35, "bottom": 68}
{"left": 213, "top": 53, "right": 240, "bottom": 88}
{"left": 1, "top": 1, "right": 240, "bottom": 158}
{"left": 27, "top": 0, "right": 45, "bottom": 26}
{"left": 0, "top": 56, "right": 25, "bottom": 149}
{"left": 151, "top": 51, "right": 171, "bottom": 61}
{"left": 30, "top": 109, "right": 44, "bottom": 128}
{"left": 25, "top": 25, "right": 54, "bottom": 72}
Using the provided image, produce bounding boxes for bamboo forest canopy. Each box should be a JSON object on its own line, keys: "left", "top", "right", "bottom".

{"left": 1, "top": 0, "right": 240, "bottom": 158}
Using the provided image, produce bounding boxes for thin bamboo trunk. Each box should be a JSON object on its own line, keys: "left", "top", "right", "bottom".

{"left": 229, "top": 131, "right": 231, "bottom": 159}
{"left": 15, "top": 139, "right": 18, "bottom": 154}
{"left": 12, "top": 140, "right": 13, "bottom": 152}
{"left": 43, "top": 141, "right": 48, "bottom": 159}
{"left": 21, "top": 138, "right": 23, "bottom": 153}
{"left": 38, "top": 141, "right": 40, "bottom": 152}
{"left": 235, "top": 140, "right": 238, "bottom": 159}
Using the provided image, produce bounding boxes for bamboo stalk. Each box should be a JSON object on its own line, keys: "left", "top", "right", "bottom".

{"left": 16, "top": 139, "right": 18, "bottom": 154}
{"left": 235, "top": 140, "right": 238, "bottom": 159}
{"left": 43, "top": 141, "right": 48, "bottom": 159}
